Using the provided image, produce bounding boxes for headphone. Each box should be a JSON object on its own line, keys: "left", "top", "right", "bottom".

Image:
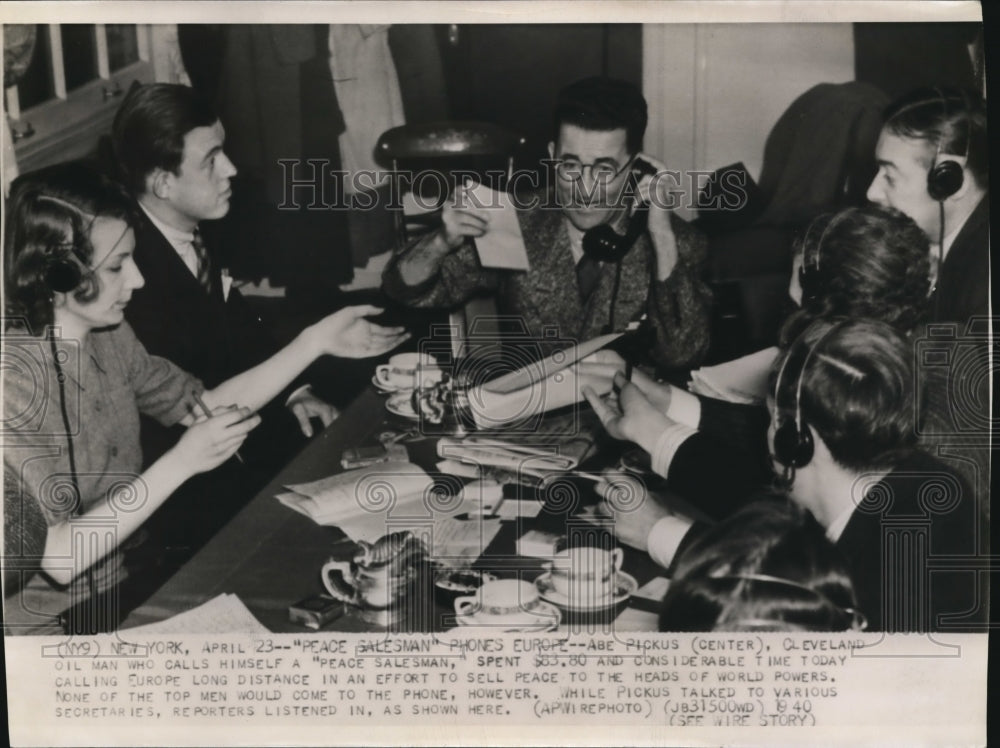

{"left": 926, "top": 88, "right": 971, "bottom": 202}
{"left": 798, "top": 210, "right": 852, "bottom": 307}
{"left": 771, "top": 320, "right": 848, "bottom": 470}
{"left": 36, "top": 195, "right": 92, "bottom": 293}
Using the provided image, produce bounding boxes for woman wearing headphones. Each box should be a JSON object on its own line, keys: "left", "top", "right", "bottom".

{"left": 587, "top": 318, "right": 983, "bottom": 632}
{"left": 2, "top": 163, "right": 407, "bottom": 633}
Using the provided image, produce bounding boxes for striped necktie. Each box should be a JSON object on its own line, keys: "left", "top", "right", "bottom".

{"left": 190, "top": 228, "right": 212, "bottom": 294}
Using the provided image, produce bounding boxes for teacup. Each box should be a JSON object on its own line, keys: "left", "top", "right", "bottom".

{"left": 545, "top": 546, "right": 624, "bottom": 603}
{"left": 454, "top": 579, "right": 551, "bottom": 626}
{"left": 376, "top": 353, "right": 443, "bottom": 390}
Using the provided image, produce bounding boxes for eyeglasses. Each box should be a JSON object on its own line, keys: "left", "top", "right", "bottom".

{"left": 554, "top": 156, "right": 635, "bottom": 183}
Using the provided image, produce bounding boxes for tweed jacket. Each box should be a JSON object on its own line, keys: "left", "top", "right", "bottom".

{"left": 383, "top": 192, "right": 713, "bottom": 370}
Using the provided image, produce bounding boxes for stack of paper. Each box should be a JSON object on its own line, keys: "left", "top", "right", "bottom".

{"left": 688, "top": 346, "right": 778, "bottom": 404}
{"left": 125, "top": 594, "right": 268, "bottom": 635}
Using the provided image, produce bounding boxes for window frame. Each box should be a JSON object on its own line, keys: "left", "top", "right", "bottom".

{"left": 6, "top": 24, "right": 155, "bottom": 172}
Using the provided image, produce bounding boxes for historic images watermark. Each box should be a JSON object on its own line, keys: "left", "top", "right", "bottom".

{"left": 275, "top": 159, "right": 751, "bottom": 214}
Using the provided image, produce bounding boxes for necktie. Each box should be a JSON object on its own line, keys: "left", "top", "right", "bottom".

{"left": 190, "top": 228, "right": 213, "bottom": 294}
{"left": 575, "top": 255, "right": 603, "bottom": 301}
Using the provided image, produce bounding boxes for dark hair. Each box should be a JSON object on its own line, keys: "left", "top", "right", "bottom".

{"left": 553, "top": 76, "right": 648, "bottom": 154}
{"left": 770, "top": 318, "right": 917, "bottom": 473}
{"left": 111, "top": 82, "right": 218, "bottom": 196}
{"left": 784, "top": 204, "right": 931, "bottom": 342}
{"left": 883, "top": 86, "right": 988, "bottom": 191}
{"left": 660, "top": 499, "right": 862, "bottom": 632}
{"left": 4, "top": 162, "right": 137, "bottom": 333}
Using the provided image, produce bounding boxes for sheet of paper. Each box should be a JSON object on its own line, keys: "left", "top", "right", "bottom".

{"left": 435, "top": 459, "right": 481, "bottom": 479}
{"left": 431, "top": 516, "right": 503, "bottom": 562}
{"left": 465, "top": 181, "right": 530, "bottom": 270}
{"left": 496, "top": 498, "right": 543, "bottom": 519}
{"left": 634, "top": 575, "right": 671, "bottom": 602}
{"left": 611, "top": 605, "right": 660, "bottom": 632}
{"left": 123, "top": 594, "right": 268, "bottom": 635}
{"left": 688, "top": 346, "right": 778, "bottom": 404}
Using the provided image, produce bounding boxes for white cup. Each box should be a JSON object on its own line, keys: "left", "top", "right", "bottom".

{"left": 375, "top": 353, "right": 443, "bottom": 390}
{"left": 545, "top": 546, "right": 623, "bottom": 603}
{"left": 454, "top": 579, "right": 551, "bottom": 626}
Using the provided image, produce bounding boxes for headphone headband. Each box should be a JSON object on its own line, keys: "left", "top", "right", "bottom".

{"left": 33, "top": 194, "right": 94, "bottom": 293}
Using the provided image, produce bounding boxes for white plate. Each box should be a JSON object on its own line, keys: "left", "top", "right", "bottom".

{"left": 535, "top": 571, "right": 638, "bottom": 611}
{"left": 372, "top": 375, "right": 412, "bottom": 394}
{"left": 454, "top": 600, "right": 561, "bottom": 632}
{"left": 385, "top": 392, "right": 420, "bottom": 419}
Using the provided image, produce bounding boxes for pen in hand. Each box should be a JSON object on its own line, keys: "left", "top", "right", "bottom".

{"left": 191, "top": 392, "right": 245, "bottom": 464}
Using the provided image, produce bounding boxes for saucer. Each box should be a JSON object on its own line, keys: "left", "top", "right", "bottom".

{"left": 385, "top": 392, "right": 420, "bottom": 419}
{"left": 455, "top": 600, "right": 561, "bottom": 632}
{"left": 535, "top": 571, "right": 638, "bottom": 611}
{"left": 372, "top": 375, "right": 412, "bottom": 394}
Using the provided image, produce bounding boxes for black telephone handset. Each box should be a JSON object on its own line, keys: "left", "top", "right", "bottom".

{"left": 581, "top": 157, "right": 658, "bottom": 263}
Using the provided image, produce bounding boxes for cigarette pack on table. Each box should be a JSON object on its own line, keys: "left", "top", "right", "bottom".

{"left": 516, "top": 529, "right": 563, "bottom": 558}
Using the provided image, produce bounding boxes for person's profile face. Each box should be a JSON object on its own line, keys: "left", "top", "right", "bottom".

{"left": 59, "top": 218, "right": 144, "bottom": 331}
{"left": 163, "top": 120, "right": 237, "bottom": 226}
{"left": 550, "top": 123, "right": 633, "bottom": 232}
{"left": 866, "top": 131, "right": 941, "bottom": 239}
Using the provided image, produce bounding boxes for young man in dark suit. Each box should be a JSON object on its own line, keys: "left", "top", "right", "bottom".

{"left": 866, "top": 86, "right": 989, "bottom": 326}
{"left": 110, "top": 83, "right": 406, "bottom": 560}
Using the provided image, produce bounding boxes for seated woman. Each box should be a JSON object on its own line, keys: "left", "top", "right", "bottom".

{"left": 590, "top": 318, "right": 984, "bottom": 632}
{"left": 659, "top": 500, "right": 864, "bottom": 632}
{"left": 2, "top": 164, "right": 408, "bottom": 633}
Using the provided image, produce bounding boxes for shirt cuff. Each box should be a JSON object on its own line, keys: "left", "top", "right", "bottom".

{"left": 650, "top": 422, "right": 699, "bottom": 478}
{"left": 285, "top": 384, "right": 313, "bottom": 407}
{"left": 646, "top": 515, "right": 695, "bottom": 569}
{"left": 665, "top": 386, "right": 701, "bottom": 428}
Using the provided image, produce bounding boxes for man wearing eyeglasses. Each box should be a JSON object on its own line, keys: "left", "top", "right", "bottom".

{"left": 383, "top": 76, "right": 712, "bottom": 371}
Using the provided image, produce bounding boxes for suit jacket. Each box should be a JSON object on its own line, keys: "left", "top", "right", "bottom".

{"left": 125, "top": 209, "right": 302, "bottom": 467}
{"left": 665, "top": 440, "right": 986, "bottom": 632}
{"left": 383, "top": 191, "right": 714, "bottom": 370}
{"left": 127, "top": 209, "right": 278, "bottom": 388}
{"left": 932, "top": 193, "right": 989, "bottom": 325}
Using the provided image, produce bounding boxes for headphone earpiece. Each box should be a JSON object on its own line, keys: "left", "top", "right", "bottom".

{"left": 771, "top": 320, "right": 847, "bottom": 471}
{"left": 45, "top": 257, "right": 84, "bottom": 293}
{"left": 927, "top": 158, "right": 964, "bottom": 201}
{"left": 773, "top": 418, "right": 815, "bottom": 468}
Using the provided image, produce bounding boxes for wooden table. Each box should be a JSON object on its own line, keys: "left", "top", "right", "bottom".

{"left": 122, "top": 388, "right": 664, "bottom": 633}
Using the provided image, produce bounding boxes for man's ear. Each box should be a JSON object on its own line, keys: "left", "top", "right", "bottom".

{"left": 148, "top": 169, "right": 171, "bottom": 201}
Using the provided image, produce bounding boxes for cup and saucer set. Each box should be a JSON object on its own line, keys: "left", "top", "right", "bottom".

{"left": 372, "top": 353, "right": 446, "bottom": 419}
{"left": 534, "top": 546, "right": 638, "bottom": 613}
{"left": 452, "top": 579, "right": 562, "bottom": 633}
